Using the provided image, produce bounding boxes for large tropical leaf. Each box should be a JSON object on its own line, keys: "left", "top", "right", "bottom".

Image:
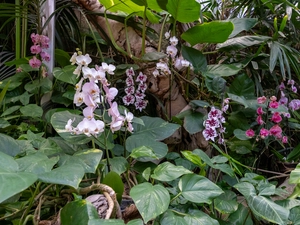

{"left": 130, "top": 182, "right": 170, "bottom": 223}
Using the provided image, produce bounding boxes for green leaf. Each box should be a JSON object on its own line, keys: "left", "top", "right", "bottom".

{"left": 58, "top": 149, "right": 103, "bottom": 174}
{"left": 234, "top": 182, "right": 256, "bottom": 198}
{"left": 181, "top": 45, "right": 207, "bottom": 73}
{"left": 214, "top": 190, "right": 238, "bottom": 214}
{"left": 51, "top": 111, "right": 92, "bottom": 145}
{"left": 227, "top": 93, "right": 249, "bottom": 108}
{"left": 228, "top": 204, "right": 253, "bottom": 225}
{"left": 60, "top": 199, "right": 99, "bottom": 225}
{"left": 0, "top": 80, "right": 10, "bottom": 104}
{"left": 129, "top": 145, "right": 159, "bottom": 160}
{"left": 287, "top": 144, "right": 300, "bottom": 162}
{"left": 234, "top": 129, "right": 251, "bottom": 140}
{"left": 247, "top": 195, "right": 289, "bottom": 225}
{"left": 204, "top": 64, "right": 242, "bottom": 77}
{"left": 179, "top": 174, "right": 223, "bottom": 204}
{"left": 0, "top": 72, "right": 28, "bottom": 91}
{"left": 55, "top": 49, "right": 72, "bottom": 67}
{"left": 38, "top": 163, "right": 85, "bottom": 189}
{"left": 228, "top": 73, "right": 255, "bottom": 98}
{"left": 25, "top": 77, "right": 52, "bottom": 95}
{"left": 0, "top": 133, "right": 24, "bottom": 156}
{"left": 130, "top": 183, "right": 170, "bottom": 223}
{"left": 166, "top": 0, "right": 200, "bottom": 23}
{"left": 289, "top": 206, "right": 300, "bottom": 225}
{"left": 217, "top": 35, "right": 270, "bottom": 51}
{"left": 211, "top": 76, "right": 226, "bottom": 94}
{"left": 53, "top": 65, "right": 78, "bottom": 85}
{"left": 0, "top": 118, "right": 10, "bottom": 128}
{"left": 151, "top": 162, "right": 192, "bottom": 182}
{"left": 0, "top": 151, "right": 18, "bottom": 172}
{"left": 181, "top": 150, "right": 205, "bottom": 168}
{"left": 126, "top": 135, "right": 168, "bottom": 161}
{"left": 160, "top": 210, "right": 188, "bottom": 225}
{"left": 16, "top": 152, "right": 59, "bottom": 174}
{"left": 140, "top": 51, "right": 166, "bottom": 61}
{"left": 181, "top": 21, "right": 234, "bottom": 46}
{"left": 229, "top": 18, "right": 258, "bottom": 38}
{"left": 133, "top": 116, "right": 180, "bottom": 141}
{"left": 184, "top": 209, "right": 219, "bottom": 225}
{"left": 290, "top": 163, "right": 300, "bottom": 184}
{"left": 109, "top": 156, "right": 129, "bottom": 175}
{"left": 183, "top": 111, "right": 204, "bottom": 134}
{"left": 257, "top": 180, "right": 276, "bottom": 196}
{"left": 102, "top": 171, "right": 124, "bottom": 203}
{"left": 1, "top": 105, "right": 21, "bottom": 117}
{"left": 20, "top": 104, "right": 43, "bottom": 118}
{"left": 0, "top": 171, "right": 37, "bottom": 203}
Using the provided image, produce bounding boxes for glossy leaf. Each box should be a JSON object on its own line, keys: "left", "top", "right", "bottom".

{"left": 217, "top": 35, "right": 270, "bottom": 51}
{"left": 53, "top": 65, "right": 78, "bottom": 85}
{"left": 130, "top": 145, "right": 159, "bottom": 160}
{"left": 55, "top": 49, "right": 72, "bottom": 67}
{"left": 16, "top": 152, "right": 59, "bottom": 174}
{"left": 133, "top": 116, "right": 180, "bottom": 141}
{"left": 38, "top": 163, "right": 85, "bottom": 189}
{"left": 130, "top": 182, "right": 170, "bottom": 223}
{"left": 160, "top": 210, "right": 188, "bottom": 225}
{"left": 228, "top": 204, "right": 253, "bottom": 225}
{"left": 204, "top": 64, "right": 242, "bottom": 78}
{"left": 60, "top": 199, "right": 99, "bottom": 225}
{"left": 0, "top": 171, "right": 37, "bottom": 203}
{"left": 229, "top": 18, "right": 258, "bottom": 38}
{"left": 289, "top": 163, "right": 300, "bottom": 184}
{"left": 151, "top": 162, "right": 192, "bottom": 182}
{"left": 109, "top": 156, "right": 129, "bottom": 175}
{"left": 0, "top": 133, "right": 24, "bottom": 156}
{"left": 181, "top": 21, "right": 234, "bottom": 46}
{"left": 214, "top": 190, "right": 238, "bottom": 214}
{"left": 234, "top": 182, "right": 257, "bottom": 198}
{"left": 289, "top": 206, "right": 300, "bottom": 225}
{"left": 102, "top": 171, "right": 124, "bottom": 203}
{"left": 247, "top": 195, "right": 289, "bottom": 225}
{"left": 72, "top": 149, "right": 103, "bottom": 173}
{"left": 0, "top": 151, "right": 18, "bottom": 172}
{"left": 181, "top": 45, "right": 207, "bottom": 73}
{"left": 184, "top": 209, "right": 219, "bottom": 225}
{"left": 179, "top": 174, "right": 223, "bottom": 204}
{"left": 166, "top": 0, "right": 200, "bottom": 23}
{"left": 126, "top": 134, "right": 168, "bottom": 161}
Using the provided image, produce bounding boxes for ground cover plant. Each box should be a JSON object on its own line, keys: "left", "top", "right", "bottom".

{"left": 1, "top": 0, "right": 300, "bottom": 224}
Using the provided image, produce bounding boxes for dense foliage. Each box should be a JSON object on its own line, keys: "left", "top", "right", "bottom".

{"left": 1, "top": 0, "right": 300, "bottom": 224}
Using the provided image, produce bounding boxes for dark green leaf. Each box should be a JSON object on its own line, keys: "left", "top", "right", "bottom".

{"left": 184, "top": 209, "right": 220, "bottom": 225}
{"left": 217, "top": 35, "right": 270, "bottom": 51}
{"left": 38, "top": 163, "right": 85, "bottom": 189}
{"left": 20, "top": 104, "right": 43, "bottom": 118}
{"left": 204, "top": 64, "right": 242, "bottom": 77}
{"left": 228, "top": 204, "right": 253, "bottom": 225}
{"left": 229, "top": 18, "right": 258, "bottom": 38}
{"left": 179, "top": 174, "right": 223, "bottom": 204}
{"left": 151, "top": 162, "right": 192, "bottom": 182}
{"left": 109, "top": 157, "right": 129, "bottom": 175}
{"left": 55, "top": 49, "right": 72, "bottom": 67}
{"left": 183, "top": 111, "right": 204, "bottom": 134}
{"left": 130, "top": 183, "right": 170, "bottom": 223}
{"left": 0, "top": 133, "right": 24, "bottom": 156}
{"left": 214, "top": 190, "right": 238, "bottom": 214}
{"left": 53, "top": 65, "right": 78, "bottom": 85}
{"left": 228, "top": 73, "right": 255, "bottom": 98}
{"left": 181, "top": 45, "right": 207, "bottom": 73}
{"left": 133, "top": 116, "right": 180, "bottom": 141}
{"left": 60, "top": 200, "right": 99, "bottom": 225}
{"left": 102, "top": 171, "right": 124, "bottom": 203}
{"left": 160, "top": 210, "right": 188, "bottom": 225}
{"left": 181, "top": 21, "right": 234, "bottom": 46}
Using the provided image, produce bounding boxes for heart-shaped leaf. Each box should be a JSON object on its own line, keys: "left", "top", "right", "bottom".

{"left": 130, "top": 182, "right": 170, "bottom": 223}
{"left": 53, "top": 65, "right": 78, "bottom": 85}
{"left": 151, "top": 162, "right": 192, "bottom": 182}
{"left": 38, "top": 163, "right": 85, "bottom": 189}
{"left": 179, "top": 174, "right": 223, "bottom": 204}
